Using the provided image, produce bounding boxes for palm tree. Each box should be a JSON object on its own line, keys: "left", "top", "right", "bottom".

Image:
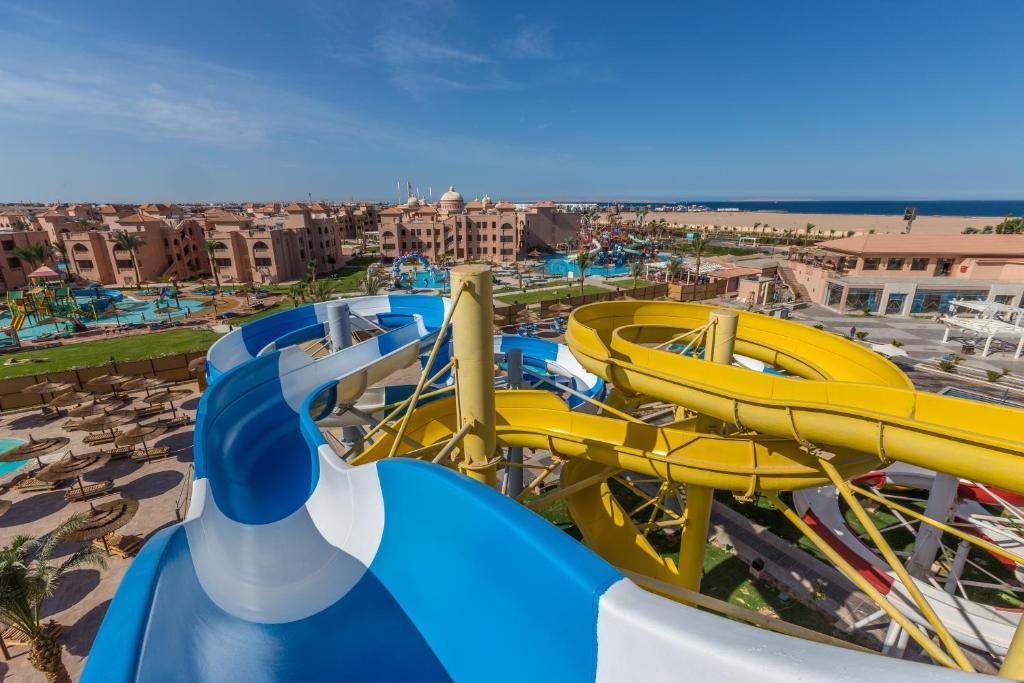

{"left": 0, "top": 515, "right": 106, "bottom": 683}
{"left": 306, "top": 259, "right": 318, "bottom": 282}
{"left": 12, "top": 243, "right": 50, "bottom": 272}
{"left": 51, "top": 240, "right": 73, "bottom": 280}
{"left": 667, "top": 257, "right": 684, "bottom": 282}
{"left": 574, "top": 249, "right": 593, "bottom": 296}
{"left": 112, "top": 231, "right": 144, "bottom": 286}
{"left": 204, "top": 241, "right": 224, "bottom": 288}
{"left": 287, "top": 283, "right": 306, "bottom": 308}
{"left": 362, "top": 268, "right": 385, "bottom": 295}
{"left": 630, "top": 260, "right": 644, "bottom": 289}
{"left": 306, "top": 279, "right": 332, "bottom": 302}
{"left": 690, "top": 237, "right": 707, "bottom": 284}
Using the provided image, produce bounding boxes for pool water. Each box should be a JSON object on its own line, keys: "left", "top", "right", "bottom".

{"left": 412, "top": 270, "right": 451, "bottom": 289}
{"left": 0, "top": 437, "right": 27, "bottom": 476}
{"left": 540, "top": 253, "right": 668, "bottom": 278}
{"left": 1, "top": 295, "right": 205, "bottom": 340}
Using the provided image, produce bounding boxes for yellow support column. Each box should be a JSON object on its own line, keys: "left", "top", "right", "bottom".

{"left": 450, "top": 265, "right": 497, "bottom": 487}
{"left": 1000, "top": 624, "right": 1024, "bottom": 679}
{"left": 679, "top": 309, "right": 738, "bottom": 590}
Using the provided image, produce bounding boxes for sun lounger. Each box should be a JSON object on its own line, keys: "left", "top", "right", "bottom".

{"left": 1, "top": 619, "right": 61, "bottom": 647}
{"left": 83, "top": 431, "right": 120, "bottom": 446}
{"left": 93, "top": 532, "right": 143, "bottom": 558}
{"left": 103, "top": 445, "right": 136, "bottom": 459}
{"left": 130, "top": 446, "right": 171, "bottom": 463}
{"left": 13, "top": 476, "right": 62, "bottom": 493}
{"left": 64, "top": 480, "right": 114, "bottom": 502}
{"left": 164, "top": 415, "right": 193, "bottom": 429}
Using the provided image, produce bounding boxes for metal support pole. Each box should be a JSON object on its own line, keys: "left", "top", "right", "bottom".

{"left": 505, "top": 348, "right": 524, "bottom": 498}
{"left": 327, "top": 301, "right": 352, "bottom": 352}
{"left": 1001, "top": 621, "right": 1024, "bottom": 679}
{"left": 679, "top": 310, "right": 737, "bottom": 591}
{"left": 945, "top": 540, "right": 971, "bottom": 595}
{"left": 327, "top": 301, "right": 362, "bottom": 444}
{"left": 906, "top": 472, "right": 959, "bottom": 579}
{"left": 451, "top": 265, "right": 497, "bottom": 487}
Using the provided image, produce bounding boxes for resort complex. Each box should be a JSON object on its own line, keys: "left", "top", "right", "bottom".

{"left": 1, "top": 201, "right": 1024, "bottom": 681}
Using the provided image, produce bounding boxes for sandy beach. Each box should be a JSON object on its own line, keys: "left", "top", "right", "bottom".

{"left": 617, "top": 211, "right": 1004, "bottom": 236}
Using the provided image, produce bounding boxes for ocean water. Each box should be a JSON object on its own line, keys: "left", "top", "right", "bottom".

{"left": 607, "top": 200, "right": 1024, "bottom": 218}
{"left": 0, "top": 437, "right": 27, "bottom": 476}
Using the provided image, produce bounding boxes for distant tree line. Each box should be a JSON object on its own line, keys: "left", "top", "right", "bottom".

{"left": 962, "top": 216, "right": 1024, "bottom": 234}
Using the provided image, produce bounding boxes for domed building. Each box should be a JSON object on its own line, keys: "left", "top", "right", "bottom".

{"left": 440, "top": 186, "right": 465, "bottom": 213}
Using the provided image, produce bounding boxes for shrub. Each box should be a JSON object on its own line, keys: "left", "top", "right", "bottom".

{"left": 939, "top": 360, "right": 957, "bottom": 373}
{"left": 890, "top": 339, "right": 904, "bottom": 348}
{"left": 854, "top": 331, "right": 869, "bottom": 340}
{"left": 986, "top": 370, "right": 1003, "bottom": 382}
{"left": 813, "top": 323, "right": 824, "bottom": 330}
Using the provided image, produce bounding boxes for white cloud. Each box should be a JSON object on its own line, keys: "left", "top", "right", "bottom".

{"left": 506, "top": 26, "right": 554, "bottom": 59}
{"left": 372, "top": 32, "right": 489, "bottom": 66}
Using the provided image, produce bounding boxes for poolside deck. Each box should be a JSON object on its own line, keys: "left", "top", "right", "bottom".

{"left": 0, "top": 384, "right": 199, "bottom": 682}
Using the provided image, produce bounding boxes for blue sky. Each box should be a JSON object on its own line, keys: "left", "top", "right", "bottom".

{"left": 1, "top": 1, "right": 1022, "bottom": 202}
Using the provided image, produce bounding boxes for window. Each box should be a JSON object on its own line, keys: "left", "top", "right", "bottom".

{"left": 910, "top": 258, "right": 929, "bottom": 271}
{"left": 73, "top": 244, "right": 88, "bottom": 253}
{"left": 886, "top": 258, "right": 905, "bottom": 270}
{"left": 2, "top": 240, "right": 14, "bottom": 250}
{"left": 885, "top": 293, "right": 907, "bottom": 315}
{"left": 115, "top": 259, "right": 134, "bottom": 270}
{"left": 910, "top": 289, "right": 985, "bottom": 313}
{"left": 845, "top": 287, "right": 882, "bottom": 312}
{"left": 862, "top": 258, "right": 880, "bottom": 271}
{"left": 76, "top": 259, "right": 94, "bottom": 270}
{"left": 253, "top": 241, "right": 269, "bottom": 251}
{"left": 995, "top": 294, "right": 1016, "bottom": 305}
{"left": 934, "top": 259, "right": 954, "bottom": 276}
{"left": 6, "top": 257, "right": 19, "bottom": 268}
{"left": 825, "top": 283, "right": 843, "bottom": 307}
{"left": 254, "top": 257, "right": 272, "bottom": 267}
{"left": 215, "top": 258, "right": 232, "bottom": 268}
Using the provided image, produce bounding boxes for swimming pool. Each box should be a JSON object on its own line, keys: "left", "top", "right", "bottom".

{"left": 0, "top": 295, "right": 205, "bottom": 340}
{"left": 540, "top": 253, "right": 668, "bottom": 278}
{"left": 412, "top": 270, "right": 451, "bottom": 289}
{"left": 0, "top": 438, "right": 27, "bottom": 477}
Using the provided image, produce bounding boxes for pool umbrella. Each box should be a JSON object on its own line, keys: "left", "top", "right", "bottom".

{"left": 47, "top": 391, "right": 92, "bottom": 409}
{"left": 114, "top": 423, "right": 167, "bottom": 458}
{"left": 80, "top": 411, "right": 134, "bottom": 441}
{"left": 549, "top": 301, "right": 572, "bottom": 313}
{"left": 67, "top": 399, "right": 129, "bottom": 419}
{"left": 153, "top": 305, "right": 177, "bottom": 322}
{"left": 0, "top": 435, "right": 70, "bottom": 470}
{"left": 514, "top": 307, "right": 538, "bottom": 322}
{"left": 86, "top": 373, "right": 131, "bottom": 397}
{"left": 529, "top": 249, "right": 541, "bottom": 258}
{"left": 142, "top": 389, "right": 191, "bottom": 418}
{"left": 188, "top": 357, "right": 206, "bottom": 374}
{"left": 23, "top": 380, "right": 74, "bottom": 415}
{"left": 36, "top": 451, "right": 111, "bottom": 500}
{"left": 62, "top": 497, "right": 139, "bottom": 554}
{"left": 120, "top": 376, "right": 168, "bottom": 396}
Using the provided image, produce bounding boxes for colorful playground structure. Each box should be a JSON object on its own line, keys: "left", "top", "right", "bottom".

{"left": 575, "top": 216, "right": 657, "bottom": 269}
{"left": 388, "top": 251, "right": 448, "bottom": 290}
{"left": 85, "top": 265, "right": 1024, "bottom": 680}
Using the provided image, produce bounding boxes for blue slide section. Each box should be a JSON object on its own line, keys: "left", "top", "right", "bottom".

{"left": 84, "top": 295, "right": 624, "bottom": 682}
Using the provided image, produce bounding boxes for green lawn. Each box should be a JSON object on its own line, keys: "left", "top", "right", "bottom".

{"left": 497, "top": 285, "right": 609, "bottom": 305}
{"left": 0, "top": 328, "right": 223, "bottom": 379}
{"left": 606, "top": 277, "right": 661, "bottom": 289}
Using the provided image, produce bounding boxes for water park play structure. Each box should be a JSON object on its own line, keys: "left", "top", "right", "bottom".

{"left": 569, "top": 216, "right": 657, "bottom": 272}
{"left": 388, "top": 251, "right": 449, "bottom": 290}
{"left": 85, "top": 265, "right": 1024, "bottom": 680}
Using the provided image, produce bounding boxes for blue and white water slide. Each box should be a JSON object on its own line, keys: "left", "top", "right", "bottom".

{"left": 84, "top": 294, "right": 974, "bottom": 681}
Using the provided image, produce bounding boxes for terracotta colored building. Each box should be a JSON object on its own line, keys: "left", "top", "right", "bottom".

{"left": 786, "top": 234, "right": 1024, "bottom": 315}
{"left": 0, "top": 228, "right": 54, "bottom": 290}
{"left": 378, "top": 188, "right": 576, "bottom": 264}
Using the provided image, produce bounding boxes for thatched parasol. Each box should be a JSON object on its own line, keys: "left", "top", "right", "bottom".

{"left": 79, "top": 412, "right": 134, "bottom": 440}
{"left": 549, "top": 301, "right": 572, "bottom": 313}
{"left": 188, "top": 357, "right": 206, "bottom": 373}
{"left": 115, "top": 423, "right": 167, "bottom": 457}
{"left": 528, "top": 249, "right": 542, "bottom": 257}
{"left": 153, "top": 305, "right": 178, "bottom": 322}
{"left": 62, "top": 498, "right": 139, "bottom": 553}
{"left": 86, "top": 373, "right": 131, "bottom": 397}
{"left": 514, "top": 307, "right": 538, "bottom": 322}
{"left": 120, "top": 376, "right": 168, "bottom": 396}
{"left": 36, "top": 451, "right": 111, "bottom": 499}
{"left": 0, "top": 499, "right": 11, "bottom": 519}
{"left": 23, "top": 381, "right": 73, "bottom": 395}
{"left": 141, "top": 389, "right": 191, "bottom": 418}
{"left": 0, "top": 435, "right": 71, "bottom": 470}
{"left": 67, "top": 399, "right": 129, "bottom": 419}
{"left": 48, "top": 391, "right": 93, "bottom": 409}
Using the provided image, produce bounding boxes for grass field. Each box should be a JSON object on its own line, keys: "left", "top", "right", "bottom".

{"left": 0, "top": 328, "right": 223, "bottom": 379}
{"left": 497, "top": 285, "right": 609, "bottom": 305}
{"left": 606, "top": 277, "right": 661, "bottom": 289}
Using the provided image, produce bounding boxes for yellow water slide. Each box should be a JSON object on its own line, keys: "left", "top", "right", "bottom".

{"left": 355, "top": 301, "right": 1024, "bottom": 590}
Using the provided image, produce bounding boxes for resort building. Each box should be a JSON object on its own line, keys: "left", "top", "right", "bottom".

{"left": 0, "top": 227, "right": 54, "bottom": 290}
{"left": 378, "top": 188, "right": 577, "bottom": 264}
{"left": 785, "top": 234, "right": 1024, "bottom": 315}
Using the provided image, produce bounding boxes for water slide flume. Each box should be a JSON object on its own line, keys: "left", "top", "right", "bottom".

{"left": 85, "top": 285, "right": 1016, "bottom": 680}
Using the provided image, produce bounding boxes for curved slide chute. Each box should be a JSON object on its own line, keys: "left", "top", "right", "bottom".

{"left": 84, "top": 294, "right": 979, "bottom": 682}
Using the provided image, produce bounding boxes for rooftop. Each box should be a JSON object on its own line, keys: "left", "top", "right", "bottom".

{"left": 818, "top": 234, "right": 1024, "bottom": 258}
